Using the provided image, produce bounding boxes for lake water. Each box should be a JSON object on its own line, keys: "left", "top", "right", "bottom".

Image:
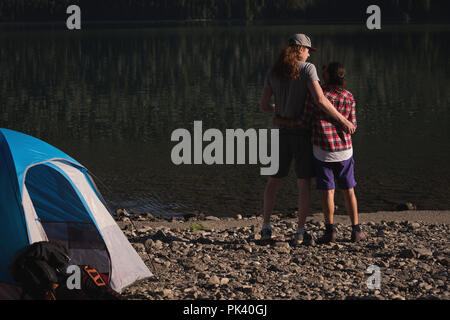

{"left": 1, "top": 24, "right": 449, "bottom": 217}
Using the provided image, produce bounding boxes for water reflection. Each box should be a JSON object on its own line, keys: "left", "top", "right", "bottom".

{"left": 1, "top": 25, "right": 449, "bottom": 215}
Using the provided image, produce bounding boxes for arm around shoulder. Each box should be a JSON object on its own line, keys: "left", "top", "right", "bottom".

{"left": 307, "top": 80, "right": 356, "bottom": 134}
{"left": 306, "top": 80, "right": 328, "bottom": 107}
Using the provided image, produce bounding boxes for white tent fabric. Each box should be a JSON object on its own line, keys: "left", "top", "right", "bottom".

{"left": 50, "top": 161, "right": 152, "bottom": 292}
{"left": 22, "top": 185, "right": 48, "bottom": 244}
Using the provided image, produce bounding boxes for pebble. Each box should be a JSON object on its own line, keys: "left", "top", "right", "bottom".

{"left": 162, "top": 289, "right": 172, "bottom": 298}
{"left": 154, "top": 240, "right": 163, "bottom": 250}
{"left": 205, "top": 216, "right": 221, "bottom": 221}
{"left": 208, "top": 275, "right": 221, "bottom": 286}
{"left": 409, "top": 222, "right": 421, "bottom": 229}
{"left": 413, "top": 247, "right": 433, "bottom": 259}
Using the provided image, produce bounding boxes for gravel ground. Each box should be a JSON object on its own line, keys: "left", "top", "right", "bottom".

{"left": 118, "top": 211, "right": 450, "bottom": 300}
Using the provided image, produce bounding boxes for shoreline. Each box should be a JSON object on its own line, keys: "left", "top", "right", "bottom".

{"left": 120, "top": 210, "right": 450, "bottom": 232}
{"left": 119, "top": 210, "right": 449, "bottom": 300}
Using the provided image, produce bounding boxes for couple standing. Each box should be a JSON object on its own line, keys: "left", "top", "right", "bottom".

{"left": 259, "top": 34, "right": 366, "bottom": 244}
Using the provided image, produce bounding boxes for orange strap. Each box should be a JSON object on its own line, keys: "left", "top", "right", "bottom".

{"left": 45, "top": 284, "right": 59, "bottom": 300}
{"left": 84, "top": 266, "right": 106, "bottom": 287}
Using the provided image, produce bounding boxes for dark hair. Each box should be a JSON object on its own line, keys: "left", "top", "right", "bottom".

{"left": 324, "top": 62, "right": 346, "bottom": 91}
{"left": 270, "top": 45, "right": 301, "bottom": 80}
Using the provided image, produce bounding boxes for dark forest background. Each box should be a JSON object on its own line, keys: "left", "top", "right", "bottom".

{"left": 0, "top": 0, "right": 448, "bottom": 24}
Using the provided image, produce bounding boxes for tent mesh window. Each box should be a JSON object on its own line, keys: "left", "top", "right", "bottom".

{"left": 25, "top": 164, "right": 111, "bottom": 274}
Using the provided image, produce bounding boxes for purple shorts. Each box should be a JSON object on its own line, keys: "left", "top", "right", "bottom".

{"left": 314, "top": 156, "right": 357, "bottom": 190}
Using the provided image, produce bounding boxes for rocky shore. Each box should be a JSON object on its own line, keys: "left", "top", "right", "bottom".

{"left": 117, "top": 211, "right": 450, "bottom": 300}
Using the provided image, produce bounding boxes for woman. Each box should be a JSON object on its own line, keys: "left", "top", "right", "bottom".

{"left": 259, "top": 34, "right": 355, "bottom": 244}
{"left": 304, "top": 62, "right": 365, "bottom": 243}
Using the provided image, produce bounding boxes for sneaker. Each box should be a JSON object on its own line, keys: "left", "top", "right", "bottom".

{"left": 293, "top": 231, "right": 314, "bottom": 246}
{"left": 317, "top": 230, "right": 337, "bottom": 244}
{"left": 351, "top": 230, "right": 366, "bottom": 242}
{"left": 260, "top": 228, "right": 272, "bottom": 241}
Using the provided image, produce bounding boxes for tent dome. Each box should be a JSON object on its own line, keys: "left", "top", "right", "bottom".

{"left": 0, "top": 129, "right": 151, "bottom": 298}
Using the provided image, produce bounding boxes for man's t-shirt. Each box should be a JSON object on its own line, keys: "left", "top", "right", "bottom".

{"left": 264, "top": 61, "right": 319, "bottom": 120}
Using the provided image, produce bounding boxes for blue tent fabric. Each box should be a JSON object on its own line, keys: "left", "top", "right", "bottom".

{"left": 0, "top": 128, "right": 86, "bottom": 283}
{"left": 0, "top": 132, "right": 29, "bottom": 283}
{"left": 25, "top": 164, "right": 93, "bottom": 224}
{"left": 0, "top": 129, "right": 82, "bottom": 196}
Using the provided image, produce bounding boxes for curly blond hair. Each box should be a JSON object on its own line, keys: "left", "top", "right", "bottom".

{"left": 270, "top": 45, "right": 302, "bottom": 80}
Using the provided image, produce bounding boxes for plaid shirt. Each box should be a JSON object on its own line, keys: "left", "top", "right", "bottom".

{"left": 301, "top": 86, "right": 357, "bottom": 152}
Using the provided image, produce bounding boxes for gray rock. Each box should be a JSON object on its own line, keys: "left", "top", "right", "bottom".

{"left": 208, "top": 275, "right": 221, "bottom": 286}
{"left": 122, "top": 209, "right": 131, "bottom": 217}
{"left": 144, "top": 239, "right": 154, "bottom": 251}
{"left": 133, "top": 243, "right": 146, "bottom": 253}
{"left": 418, "top": 263, "right": 432, "bottom": 272}
{"left": 376, "top": 230, "right": 385, "bottom": 237}
{"left": 154, "top": 240, "right": 164, "bottom": 250}
{"left": 398, "top": 249, "right": 415, "bottom": 258}
{"left": 153, "top": 229, "right": 168, "bottom": 240}
{"left": 414, "top": 247, "right": 433, "bottom": 259}
{"left": 194, "top": 263, "right": 208, "bottom": 272}
{"left": 162, "top": 289, "right": 172, "bottom": 298}
{"left": 268, "top": 264, "right": 281, "bottom": 272}
{"left": 396, "top": 202, "right": 416, "bottom": 211}
{"left": 436, "top": 256, "right": 449, "bottom": 266}
{"left": 239, "top": 285, "right": 254, "bottom": 294}
{"left": 409, "top": 222, "right": 421, "bottom": 229}
{"left": 275, "top": 241, "right": 290, "bottom": 248}
{"left": 418, "top": 283, "right": 433, "bottom": 291}
{"left": 205, "top": 216, "right": 221, "bottom": 221}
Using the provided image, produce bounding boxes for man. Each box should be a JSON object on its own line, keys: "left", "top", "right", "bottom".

{"left": 259, "top": 34, "right": 355, "bottom": 244}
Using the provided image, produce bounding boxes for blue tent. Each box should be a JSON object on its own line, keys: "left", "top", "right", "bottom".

{"left": 0, "top": 128, "right": 151, "bottom": 298}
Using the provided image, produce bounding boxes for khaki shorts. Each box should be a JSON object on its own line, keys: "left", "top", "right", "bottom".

{"left": 272, "top": 127, "right": 315, "bottom": 179}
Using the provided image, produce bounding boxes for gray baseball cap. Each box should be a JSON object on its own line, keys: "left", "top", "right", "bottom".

{"left": 288, "top": 34, "right": 317, "bottom": 51}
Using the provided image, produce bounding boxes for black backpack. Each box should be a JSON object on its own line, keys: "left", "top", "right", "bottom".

{"left": 10, "top": 241, "right": 70, "bottom": 300}
{"left": 10, "top": 241, "right": 125, "bottom": 300}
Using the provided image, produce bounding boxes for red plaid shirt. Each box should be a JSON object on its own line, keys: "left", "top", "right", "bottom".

{"left": 301, "top": 86, "right": 357, "bottom": 152}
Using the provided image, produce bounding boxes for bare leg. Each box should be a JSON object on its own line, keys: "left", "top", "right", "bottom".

{"left": 342, "top": 188, "right": 358, "bottom": 225}
{"left": 322, "top": 189, "right": 335, "bottom": 225}
{"left": 296, "top": 178, "right": 311, "bottom": 229}
{"left": 263, "top": 177, "right": 282, "bottom": 224}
